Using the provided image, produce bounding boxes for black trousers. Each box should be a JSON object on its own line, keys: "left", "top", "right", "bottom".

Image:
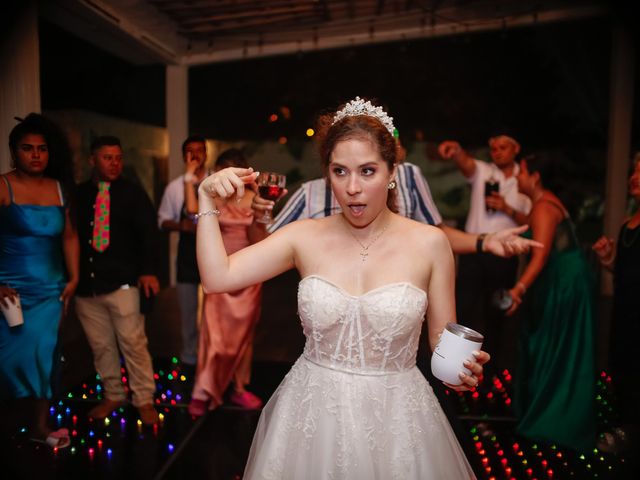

{"left": 455, "top": 253, "right": 519, "bottom": 372}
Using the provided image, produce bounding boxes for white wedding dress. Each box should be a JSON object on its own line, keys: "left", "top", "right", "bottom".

{"left": 243, "top": 275, "right": 475, "bottom": 480}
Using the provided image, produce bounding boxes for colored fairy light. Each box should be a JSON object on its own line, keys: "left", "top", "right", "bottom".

{"left": 137, "top": 419, "right": 142, "bottom": 426}
{"left": 67, "top": 393, "right": 73, "bottom": 398}
{"left": 104, "top": 418, "right": 110, "bottom": 426}
{"left": 306, "top": 128, "right": 314, "bottom": 137}
{"left": 97, "top": 439, "right": 103, "bottom": 448}
{"left": 180, "top": 375, "right": 186, "bottom": 382}
{"left": 120, "top": 418, "right": 126, "bottom": 425}
{"left": 168, "top": 443, "right": 175, "bottom": 452}
{"left": 154, "top": 373, "right": 160, "bottom": 380}
{"left": 269, "top": 114, "right": 278, "bottom": 122}
{"left": 89, "top": 430, "right": 95, "bottom": 437}
{"left": 167, "top": 374, "right": 174, "bottom": 380}
{"left": 176, "top": 394, "right": 182, "bottom": 401}
{"left": 158, "top": 413, "right": 165, "bottom": 421}
{"left": 278, "top": 136, "right": 287, "bottom": 145}
{"left": 50, "top": 407, "right": 55, "bottom": 414}
{"left": 171, "top": 357, "right": 178, "bottom": 364}
{"left": 107, "top": 448, "right": 113, "bottom": 457}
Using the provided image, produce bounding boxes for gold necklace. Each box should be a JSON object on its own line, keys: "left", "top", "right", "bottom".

{"left": 346, "top": 223, "right": 389, "bottom": 262}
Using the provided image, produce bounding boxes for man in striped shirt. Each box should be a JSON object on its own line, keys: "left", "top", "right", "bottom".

{"left": 250, "top": 161, "right": 535, "bottom": 257}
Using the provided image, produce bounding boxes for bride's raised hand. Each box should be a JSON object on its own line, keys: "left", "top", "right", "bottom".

{"left": 199, "top": 167, "right": 258, "bottom": 202}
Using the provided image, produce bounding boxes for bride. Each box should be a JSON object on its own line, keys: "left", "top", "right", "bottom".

{"left": 196, "top": 98, "right": 487, "bottom": 479}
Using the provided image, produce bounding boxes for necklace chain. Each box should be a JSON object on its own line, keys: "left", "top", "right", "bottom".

{"left": 347, "top": 223, "right": 389, "bottom": 262}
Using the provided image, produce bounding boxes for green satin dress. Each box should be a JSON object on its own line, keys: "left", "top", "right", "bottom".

{"left": 515, "top": 207, "right": 596, "bottom": 452}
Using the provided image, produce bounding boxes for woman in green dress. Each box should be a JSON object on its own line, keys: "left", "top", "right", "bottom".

{"left": 505, "top": 156, "right": 595, "bottom": 452}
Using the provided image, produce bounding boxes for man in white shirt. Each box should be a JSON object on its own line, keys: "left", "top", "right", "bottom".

{"left": 157, "top": 135, "right": 208, "bottom": 368}
{"left": 438, "top": 135, "right": 532, "bottom": 370}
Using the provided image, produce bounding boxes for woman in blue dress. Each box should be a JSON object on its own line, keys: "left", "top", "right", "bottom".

{"left": 0, "top": 114, "right": 79, "bottom": 449}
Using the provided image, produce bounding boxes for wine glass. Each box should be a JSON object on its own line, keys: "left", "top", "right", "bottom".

{"left": 255, "top": 171, "right": 286, "bottom": 224}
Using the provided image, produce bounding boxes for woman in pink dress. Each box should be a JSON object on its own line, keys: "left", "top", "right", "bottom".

{"left": 187, "top": 149, "right": 263, "bottom": 415}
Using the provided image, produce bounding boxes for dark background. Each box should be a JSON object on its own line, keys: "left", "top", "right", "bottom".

{"left": 38, "top": 14, "right": 640, "bottom": 230}
{"left": 39, "top": 17, "right": 638, "bottom": 150}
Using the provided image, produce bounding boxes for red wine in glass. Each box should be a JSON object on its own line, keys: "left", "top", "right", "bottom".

{"left": 256, "top": 172, "right": 286, "bottom": 223}
{"left": 258, "top": 185, "right": 284, "bottom": 201}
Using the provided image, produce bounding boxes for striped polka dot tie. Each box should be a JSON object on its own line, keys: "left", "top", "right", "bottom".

{"left": 92, "top": 181, "right": 110, "bottom": 252}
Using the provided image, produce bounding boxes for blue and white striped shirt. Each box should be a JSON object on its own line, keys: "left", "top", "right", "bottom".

{"left": 268, "top": 162, "right": 442, "bottom": 232}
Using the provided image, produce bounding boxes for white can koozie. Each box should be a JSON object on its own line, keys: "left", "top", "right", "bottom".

{"left": 431, "top": 323, "right": 483, "bottom": 385}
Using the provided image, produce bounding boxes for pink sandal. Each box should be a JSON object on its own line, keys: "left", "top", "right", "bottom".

{"left": 188, "top": 398, "right": 208, "bottom": 417}
{"left": 230, "top": 391, "right": 263, "bottom": 409}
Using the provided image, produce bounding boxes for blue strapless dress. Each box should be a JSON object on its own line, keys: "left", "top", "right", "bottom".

{"left": 0, "top": 185, "right": 66, "bottom": 399}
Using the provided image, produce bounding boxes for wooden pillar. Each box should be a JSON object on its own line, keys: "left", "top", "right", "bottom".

{"left": 0, "top": 1, "right": 40, "bottom": 172}
{"left": 165, "top": 65, "right": 189, "bottom": 285}
{"left": 602, "top": 25, "right": 635, "bottom": 295}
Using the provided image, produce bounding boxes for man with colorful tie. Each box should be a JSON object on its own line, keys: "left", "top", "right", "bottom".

{"left": 75, "top": 136, "right": 160, "bottom": 425}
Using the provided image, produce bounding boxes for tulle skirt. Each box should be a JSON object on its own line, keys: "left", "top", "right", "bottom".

{"left": 243, "top": 356, "right": 475, "bottom": 480}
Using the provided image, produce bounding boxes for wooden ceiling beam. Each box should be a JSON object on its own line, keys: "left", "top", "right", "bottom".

{"left": 180, "top": 4, "right": 317, "bottom": 26}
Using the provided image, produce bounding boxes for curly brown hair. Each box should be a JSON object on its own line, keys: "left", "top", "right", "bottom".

{"left": 314, "top": 102, "right": 400, "bottom": 212}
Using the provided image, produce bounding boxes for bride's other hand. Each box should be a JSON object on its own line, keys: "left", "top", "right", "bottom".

{"left": 444, "top": 350, "right": 490, "bottom": 391}
{"left": 199, "top": 167, "right": 258, "bottom": 202}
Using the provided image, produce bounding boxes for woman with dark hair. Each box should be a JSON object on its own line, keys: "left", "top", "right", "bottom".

{"left": 187, "top": 148, "right": 264, "bottom": 415}
{"left": 0, "top": 113, "right": 79, "bottom": 449}
{"left": 196, "top": 98, "right": 489, "bottom": 478}
{"left": 506, "top": 156, "right": 596, "bottom": 452}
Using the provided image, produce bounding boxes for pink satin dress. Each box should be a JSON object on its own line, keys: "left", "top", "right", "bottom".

{"left": 191, "top": 204, "right": 262, "bottom": 409}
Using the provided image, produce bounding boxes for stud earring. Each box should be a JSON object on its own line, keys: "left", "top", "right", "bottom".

{"left": 387, "top": 181, "right": 397, "bottom": 190}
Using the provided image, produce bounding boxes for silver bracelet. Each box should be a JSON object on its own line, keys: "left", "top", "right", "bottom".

{"left": 194, "top": 209, "right": 221, "bottom": 220}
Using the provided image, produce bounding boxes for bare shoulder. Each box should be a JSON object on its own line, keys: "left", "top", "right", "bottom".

{"left": 0, "top": 172, "right": 10, "bottom": 205}
{"left": 530, "top": 198, "right": 564, "bottom": 224}
{"left": 394, "top": 216, "right": 449, "bottom": 250}
{"left": 269, "top": 216, "right": 323, "bottom": 239}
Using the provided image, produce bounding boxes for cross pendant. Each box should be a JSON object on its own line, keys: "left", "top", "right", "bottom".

{"left": 360, "top": 250, "right": 368, "bottom": 262}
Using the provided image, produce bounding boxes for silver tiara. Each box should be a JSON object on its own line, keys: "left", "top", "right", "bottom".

{"left": 332, "top": 97, "right": 395, "bottom": 136}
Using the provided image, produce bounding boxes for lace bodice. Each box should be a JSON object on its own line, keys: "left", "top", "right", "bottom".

{"left": 298, "top": 275, "right": 427, "bottom": 375}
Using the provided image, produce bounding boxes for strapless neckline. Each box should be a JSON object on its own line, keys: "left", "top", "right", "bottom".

{"left": 300, "top": 274, "right": 427, "bottom": 300}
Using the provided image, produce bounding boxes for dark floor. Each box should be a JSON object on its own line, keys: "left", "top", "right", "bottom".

{"left": 0, "top": 270, "right": 635, "bottom": 479}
